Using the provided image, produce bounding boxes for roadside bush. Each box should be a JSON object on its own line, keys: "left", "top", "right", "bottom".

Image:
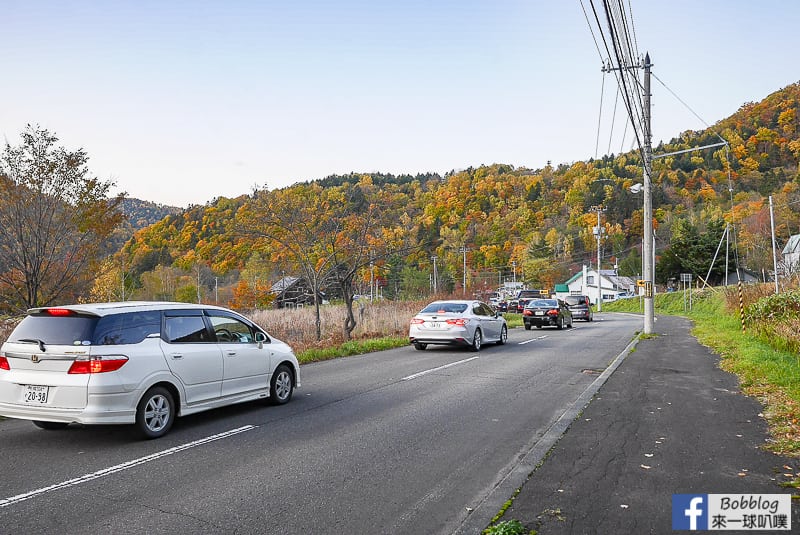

{"left": 744, "top": 288, "right": 800, "bottom": 356}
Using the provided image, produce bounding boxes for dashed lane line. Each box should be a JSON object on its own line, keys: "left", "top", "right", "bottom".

{"left": 0, "top": 425, "right": 256, "bottom": 508}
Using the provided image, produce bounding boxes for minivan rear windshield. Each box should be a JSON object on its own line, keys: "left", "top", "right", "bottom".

{"left": 8, "top": 311, "right": 162, "bottom": 346}
{"left": 9, "top": 315, "right": 99, "bottom": 346}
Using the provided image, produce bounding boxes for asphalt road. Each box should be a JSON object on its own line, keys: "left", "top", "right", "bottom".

{"left": 0, "top": 313, "right": 641, "bottom": 534}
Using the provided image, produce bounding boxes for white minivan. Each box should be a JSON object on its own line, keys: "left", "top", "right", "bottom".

{"left": 0, "top": 302, "right": 300, "bottom": 439}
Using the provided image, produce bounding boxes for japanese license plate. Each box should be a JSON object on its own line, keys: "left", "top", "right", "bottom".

{"left": 427, "top": 322, "right": 442, "bottom": 329}
{"left": 535, "top": 311, "right": 545, "bottom": 316}
{"left": 24, "top": 385, "right": 49, "bottom": 404}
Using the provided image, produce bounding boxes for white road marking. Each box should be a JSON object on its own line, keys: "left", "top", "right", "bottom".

{"left": 0, "top": 425, "right": 255, "bottom": 508}
{"left": 519, "top": 336, "right": 547, "bottom": 345}
{"left": 402, "top": 357, "right": 480, "bottom": 381}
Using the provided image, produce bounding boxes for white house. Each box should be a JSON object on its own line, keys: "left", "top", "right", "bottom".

{"left": 554, "top": 266, "right": 638, "bottom": 305}
{"left": 782, "top": 234, "right": 800, "bottom": 276}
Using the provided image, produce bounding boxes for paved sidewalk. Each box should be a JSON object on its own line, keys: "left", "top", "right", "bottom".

{"left": 499, "top": 314, "right": 800, "bottom": 533}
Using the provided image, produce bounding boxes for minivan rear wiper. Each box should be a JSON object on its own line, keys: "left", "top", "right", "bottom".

{"left": 19, "top": 338, "right": 46, "bottom": 352}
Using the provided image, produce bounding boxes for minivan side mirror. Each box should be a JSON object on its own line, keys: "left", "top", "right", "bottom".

{"left": 255, "top": 331, "right": 268, "bottom": 348}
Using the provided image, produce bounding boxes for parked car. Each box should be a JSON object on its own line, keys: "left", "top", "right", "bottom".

{"left": 409, "top": 300, "right": 508, "bottom": 351}
{"left": 564, "top": 294, "right": 593, "bottom": 322}
{"left": 522, "top": 298, "right": 573, "bottom": 330}
{"left": 0, "top": 302, "right": 301, "bottom": 439}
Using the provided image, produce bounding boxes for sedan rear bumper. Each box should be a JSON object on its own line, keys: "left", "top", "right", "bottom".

{"left": 409, "top": 336, "right": 471, "bottom": 347}
{"left": 524, "top": 317, "right": 559, "bottom": 327}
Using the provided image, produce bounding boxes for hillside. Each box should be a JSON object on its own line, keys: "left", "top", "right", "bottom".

{"left": 105, "top": 198, "right": 182, "bottom": 254}
{"left": 114, "top": 82, "right": 800, "bottom": 305}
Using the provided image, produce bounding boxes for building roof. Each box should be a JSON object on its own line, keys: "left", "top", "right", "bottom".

{"left": 601, "top": 271, "right": 637, "bottom": 290}
{"left": 783, "top": 234, "right": 800, "bottom": 255}
{"left": 561, "top": 268, "right": 636, "bottom": 291}
{"left": 270, "top": 276, "right": 300, "bottom": 294}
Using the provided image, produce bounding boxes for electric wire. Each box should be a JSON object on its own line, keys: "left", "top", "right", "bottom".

{"left": 598, "top": 0, "right": 645, "bottom": 158}
{"left": 595, "top": 72, "right": 606, "bottom": 158}
{"left": 651, "top": 71, "right": 728, "bottom": 146}
{"left": 607, "top": 84, "right": 621, "bottom": 156}
{"left": 579, "top": 0, "right": 606, "bottom": 60}
{"left": 626, "top": 0, "right": 639, "bottom": 54}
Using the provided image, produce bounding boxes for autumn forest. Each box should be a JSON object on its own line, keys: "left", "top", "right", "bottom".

{"left": 2, "top": 82, "right": 800, "bottom": 316}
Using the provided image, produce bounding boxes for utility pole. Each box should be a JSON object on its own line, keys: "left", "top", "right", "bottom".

{"left": 593, "top": 206, "right": 607, "bottom": 311}
{"left": 769, "top": 195, "right": 779, "bottom": 294}
{"left": 642, "top": 53, "right": 655, "bottom": 334}
{"left": 460, "top": 246, "right": 467, "bottom": 296}
{"left": 196, "top": 266, "right": 201, "bottom": 303}
{"left": 511, "top": 261, "right": 517, "bottom": 285}
{"left": 431, "top": 255, "right": 438, "bottom": 294}
{"left": 370, "top": 260, "right": 375, "bottom": 301}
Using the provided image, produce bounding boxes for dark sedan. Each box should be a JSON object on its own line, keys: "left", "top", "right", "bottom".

{"left": 522, "top": 298, "right": 573, "bottom": 330}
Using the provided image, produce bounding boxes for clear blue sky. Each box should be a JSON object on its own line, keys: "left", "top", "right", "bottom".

{"left": 4, "top": 1, "right": 798, "bottom": 207}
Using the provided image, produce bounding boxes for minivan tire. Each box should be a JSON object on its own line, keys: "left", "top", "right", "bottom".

{"left": 136, "top": 386, "right": 175, "bottom": 439}
{"left": 270, "top": 364, "right": 294, "bottom": 405}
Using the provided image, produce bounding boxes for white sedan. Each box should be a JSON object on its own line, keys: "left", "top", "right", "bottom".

{"left": 408, "top": 300, "right": 508, "bottom": 351}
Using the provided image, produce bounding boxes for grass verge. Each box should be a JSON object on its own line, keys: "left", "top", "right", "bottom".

{"left": 296, "top": 336, "right": 409, "bottom": 364}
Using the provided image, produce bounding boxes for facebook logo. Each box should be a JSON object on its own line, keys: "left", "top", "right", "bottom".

{"left": 673, "top": 494, "right": 708, "bottom": 530}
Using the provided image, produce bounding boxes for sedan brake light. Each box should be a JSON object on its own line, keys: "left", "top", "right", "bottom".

{"left": 445, "top": 318, "right": 468, "bottom": 327}
{"left": 522, "top": 309, "right": 532, "bottom": 316}
{"left": 410, "top": 318, "right": 425, "bottom": 325}
{"left": 547, "top": 309, "right": 559, "bottom": 316}
{"left": 68, "top": 356, "right": 129, "bottom": 374}
{"left": 0, "top": 356, "right": 9, "bottom": 371}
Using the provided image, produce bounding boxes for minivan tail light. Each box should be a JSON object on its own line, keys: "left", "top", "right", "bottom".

{"left": 68, "top": 356, "right": 128, "bottom": 374}
{"left": 0, "top": 356, "right": 9, "bottom": 371}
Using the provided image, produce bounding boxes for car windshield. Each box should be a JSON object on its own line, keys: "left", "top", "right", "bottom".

{"left": 420, "top": 302, "right": 468, "bottom": 314}
{"left": 529, "top": 299, "right": 557, "bottom": 308}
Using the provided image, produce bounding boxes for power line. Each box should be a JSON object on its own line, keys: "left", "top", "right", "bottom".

{"left": 651, "top": 72, "right": 728, "bottom": 146}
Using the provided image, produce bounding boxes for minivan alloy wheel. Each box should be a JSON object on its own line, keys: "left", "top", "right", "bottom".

{"left": 270, "top": 364, "right": 294, "bottom": 404}
{"left": 136, "top": 386, "right": 175, "bottom": 439}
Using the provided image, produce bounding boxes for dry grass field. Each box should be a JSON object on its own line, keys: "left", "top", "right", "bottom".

{"left": 248, "top": 299, "right": 429, "bottom": 353}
